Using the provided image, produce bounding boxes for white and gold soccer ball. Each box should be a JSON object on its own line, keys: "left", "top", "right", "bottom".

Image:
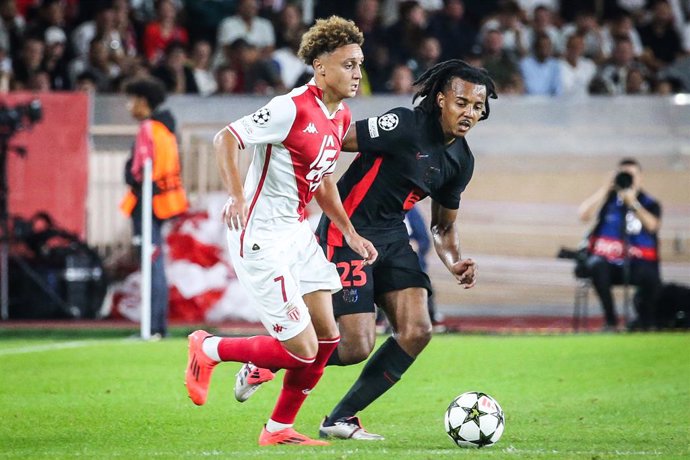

{"left": 444, "top": 391, "right": 505, "bottom": 448}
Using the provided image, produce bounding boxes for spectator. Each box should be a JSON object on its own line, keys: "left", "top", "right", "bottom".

{"left": 142, "top": 0, "right": 188, "bottom": 65}
{"left": 385, "top": 62, "right": 414, "bottom": 93}
{"left": 0, "top": 0, "right": 26, "bottom": 60}
{"left": 216, "top": 0, "right": 275, "bottom": 56}
{"left": 590, "top": 36, "right": 647, "bottom": 95}
{"left": 272, "top": 2, "right": 304, "bottom": 51}
{"left": 385, "top": 0, "right": 428, "bottom": 63}
{"left": 10, "top": 35, "right": 43, "bottom": 90}
{"left": 559, "top": 33, "right": 596, "bottom": 98}
{"left": 24, "top": 0, "right": 64, "bottom": 38}
{"left": 112, "top": 0, "right": 138, "bottom": 61}
{"left": 561, "top": 8, "right": 605, "bottom": 63}
{"left": 351, "top": 0, "right": 389, "bottom": 92}
{"left": 577, "top": 158, "right": 662, "bottom": 331}
{"left": 480, "top": 0, "right": 530, "bottom": 58}
{"left": 519, "top": 31, "right": 561, "bottom": 95}
{"left": 524, "top": 4, "right": 563, "bottom": 54}
{"left": 190, "top": 39, "right": 217, "bottom": 96}
{"left": 480, "top": 27, "right": 523, "bottom": 94}
{"left": 637, "top": 0, "right": 683, "bottom": 70}
{"left": 271, "top": 34, "right": 312, "bottom": 90}
{"left": 427, "top": 0, "right": 477, "bottom": 61}
{"left": 407, "top": 35, "right": 441, "bottom": 79}
{"left": 213, "top": 63, "right": 238, "bottom": 94}
{"left": 657, "top": 53, "right": 690, "bottom": 92}
{"left": 74, "top": 69, "right": 98, "bottom": 94}
{"left": 625, "top": 66, "right": 650, "bottom": 94}
{"left": 71, "top": 3, "right": 121, "bottom": 61}
{"left": 151, "top": 40, "right": 198, "bottom": 94}
{"left": 69, "top": 36, "right": 121, "bottom": 92}
{"left": 601, "top": 10, "right": 644, "bottom": 58}
{"left": 224, "top": 38, "right": 284, "bottom": 94}
{"left": 43, "top": 25, "right": 69, "bottom": 90}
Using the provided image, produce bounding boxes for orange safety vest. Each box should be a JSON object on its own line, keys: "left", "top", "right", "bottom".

{"left": 119, "top": 120, "right": 188, "bottom": 219}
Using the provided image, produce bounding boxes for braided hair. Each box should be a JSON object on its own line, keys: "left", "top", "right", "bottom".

{"left": 412, "top": 59, "right": 497, "bottom": 121}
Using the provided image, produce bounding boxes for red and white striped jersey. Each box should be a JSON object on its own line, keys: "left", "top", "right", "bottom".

{"left": 226, "top": 80, "right": 352, "bottom": 257}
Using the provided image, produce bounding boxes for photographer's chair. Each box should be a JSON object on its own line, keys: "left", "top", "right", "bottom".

{"left": 572, "top": 263, "right": 592, "bottom": 332}
{"left": 573, "top": 277, "right": 593, "bottom": 332}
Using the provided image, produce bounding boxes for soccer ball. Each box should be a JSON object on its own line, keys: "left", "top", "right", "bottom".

{"left": 444, "top": 391, "right": 505, "bottom": 448}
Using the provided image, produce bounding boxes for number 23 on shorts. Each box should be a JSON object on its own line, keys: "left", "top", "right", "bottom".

{"left": 336, "top": 260, "right": 367, "bottom": 287}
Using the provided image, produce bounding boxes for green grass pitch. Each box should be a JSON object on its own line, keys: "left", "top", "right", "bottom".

{"left": 1, "top": 332, "right": 688, "bottom": 459}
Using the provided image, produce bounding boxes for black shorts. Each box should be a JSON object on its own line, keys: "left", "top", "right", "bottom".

{"left": 324, "top": 239, "right": 432, "bottom": 318}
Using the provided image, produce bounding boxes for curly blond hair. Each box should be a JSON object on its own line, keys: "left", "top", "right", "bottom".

{"left": 298, "top": 16, "right": 364, "bottom": 66}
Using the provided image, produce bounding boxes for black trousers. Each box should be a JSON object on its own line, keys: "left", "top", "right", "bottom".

{"left": 584, "top": 255, "right": 661, "bottom": 328}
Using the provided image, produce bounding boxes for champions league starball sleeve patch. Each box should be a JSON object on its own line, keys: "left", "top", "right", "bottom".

{"left": 251, "top": 107, "right": 271, "bottom": 125}
{"left": 377, "top": 113, "right": 399, "bottom": 131}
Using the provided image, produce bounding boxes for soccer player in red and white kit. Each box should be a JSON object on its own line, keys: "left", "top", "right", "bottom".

{"left": 184, "top": 16, "right": 378, "bottom": 446}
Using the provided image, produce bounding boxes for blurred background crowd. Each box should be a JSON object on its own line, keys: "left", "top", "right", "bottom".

{"left": 3, "top": 0, "right": 690, "bottom": 97}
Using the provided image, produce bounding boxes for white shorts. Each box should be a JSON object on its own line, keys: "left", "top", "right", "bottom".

{"left": 226, "top": 221, "right": 342, "bottom": 341}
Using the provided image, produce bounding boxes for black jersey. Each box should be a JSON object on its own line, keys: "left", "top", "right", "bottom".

{"left": 317, "top": 107, "right": 474, "bottom": 247}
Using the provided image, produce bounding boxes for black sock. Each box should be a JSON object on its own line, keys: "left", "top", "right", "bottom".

{"left": 326, "top": 337, "right": 414, "bottom": 423}
{"left": 326, "top": 346, "right": 345, "bottom": 366}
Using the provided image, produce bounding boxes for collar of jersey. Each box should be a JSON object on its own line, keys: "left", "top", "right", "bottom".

{"left": 307, "top": 78, "right": 344, "bottom": 119}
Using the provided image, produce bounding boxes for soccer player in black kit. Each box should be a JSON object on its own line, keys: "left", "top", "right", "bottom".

{"left": 237, "top": 60, "right": 497, "bottom": 440}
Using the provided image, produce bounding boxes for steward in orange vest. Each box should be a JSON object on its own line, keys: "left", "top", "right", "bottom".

{"left": 119, "top": 107, "right": 188, "bottom": 220}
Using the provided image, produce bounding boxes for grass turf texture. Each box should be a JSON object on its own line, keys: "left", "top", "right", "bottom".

{"left": 1, "top": 333, "right": 688, "bottom": 459}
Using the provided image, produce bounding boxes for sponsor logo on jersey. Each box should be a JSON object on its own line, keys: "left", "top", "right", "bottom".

{"left": 251, "top": 243, "right": 260, "bottom": 251}
{"left": 301, "top": 388, "right": 313, "bottom": 395}
{"left": 378, "top": 113, "right": 399, "bottom": 131}
{"left": 273, "top": 324, "right": 284, "bottom": 333}
{"left": 306, "top": 135, "right": 338, "bottom": 192}
{"left": 302, "top": 122, "right": 318, "bottom": 134}
{"left": 251, "top": 107, "right": 271, "bottom": 125}
{"left": 416, "top": 151, "right": 429, "bottom": 160}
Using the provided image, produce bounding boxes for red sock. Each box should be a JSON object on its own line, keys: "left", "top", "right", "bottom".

{"left": 217, "top": 336, "right": 314, "bottom": 370}
{"left": 270, "top": 337, "right": 340, "bottom": 425}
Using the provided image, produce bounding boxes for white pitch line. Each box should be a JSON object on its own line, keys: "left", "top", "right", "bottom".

{"left": 0, "top": 338, "right": 139, "bottom": 357}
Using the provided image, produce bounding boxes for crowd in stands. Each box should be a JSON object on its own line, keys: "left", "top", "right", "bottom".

{"left": 2, "top": 0, "right": 689, "bottom": 96}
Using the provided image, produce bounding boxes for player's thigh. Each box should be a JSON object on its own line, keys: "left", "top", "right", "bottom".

{"left": 327, "top": 244, "right": 376, "bottom": 318}
{"left": 303, "top": 290, "right": 339, "bottom": 339}
{"left": 372, "top": 240, "right": 432, "bottom": 333}
{"left": 227, "top": 242, "right": 312, "bottom": 343}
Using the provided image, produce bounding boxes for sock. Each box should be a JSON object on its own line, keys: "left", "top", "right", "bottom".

{"left": 270, "top": 337, "right": 340, "bottom": 425}
{"left": 202, "top": 336, "right": 221, "bottom": 362}
{"left": 217, "top": 335, "right": 314, "bottom": 370}
{"left": 327, "top": 337, "right": 414, "bottom": 423}
{"left": 326, "top": 346, "right": 344, "bottom": 366}
{"left": 265, "top": 419, "right": 292, "bottom": 433}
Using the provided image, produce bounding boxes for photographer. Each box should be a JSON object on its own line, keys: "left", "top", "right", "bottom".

{"left": 578, "top": 158, "right": 661, "bottom": 331}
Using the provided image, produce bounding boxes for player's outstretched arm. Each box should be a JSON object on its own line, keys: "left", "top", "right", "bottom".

{"left": 430, "top": 200, "right": 477, "bottom": 289}
{"left": 214, "top": 128, "right": 248, "bottom": 231}
{"left": 315, "top": 175, "right": 378, "bottom": 265}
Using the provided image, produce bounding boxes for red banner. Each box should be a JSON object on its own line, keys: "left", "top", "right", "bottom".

{"left": 3, "top": 92, "right": 89, "bottom": 237}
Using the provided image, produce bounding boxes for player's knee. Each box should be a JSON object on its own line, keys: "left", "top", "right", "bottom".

{"left": 398, "top": 323, "right": 432, "bottom": 349}
{"left": 338, "top": 338, "right": 374, "bottom": 365}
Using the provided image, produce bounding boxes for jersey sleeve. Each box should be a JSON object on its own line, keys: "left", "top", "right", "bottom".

{"left": 226, "top": 95, "right": 296, "bottom": 148}
{"left": 431, "top": 141, "right": 475, "bottom": 210}
{"left": 354, "top": 107, "right": 414, "bottom": 155}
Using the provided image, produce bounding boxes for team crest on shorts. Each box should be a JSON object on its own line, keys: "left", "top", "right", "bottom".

{"left": 342, "top": 288, "right": 359, "bottom": 303}
{"left": 378, "top": 113, "right": 398, "bottom": 131}
{"left": 287, "top": 305, "right": 301, "bottom": 322}
{"left": 251, "top": 107, "right": 271, "bottom": 125}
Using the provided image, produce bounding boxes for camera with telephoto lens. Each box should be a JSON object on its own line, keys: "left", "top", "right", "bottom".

{"left": 614, "top": 171, "right": 633, "bottom": 190}
{"left": 0, "top": 100, "right": 43, "bottom": 133}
